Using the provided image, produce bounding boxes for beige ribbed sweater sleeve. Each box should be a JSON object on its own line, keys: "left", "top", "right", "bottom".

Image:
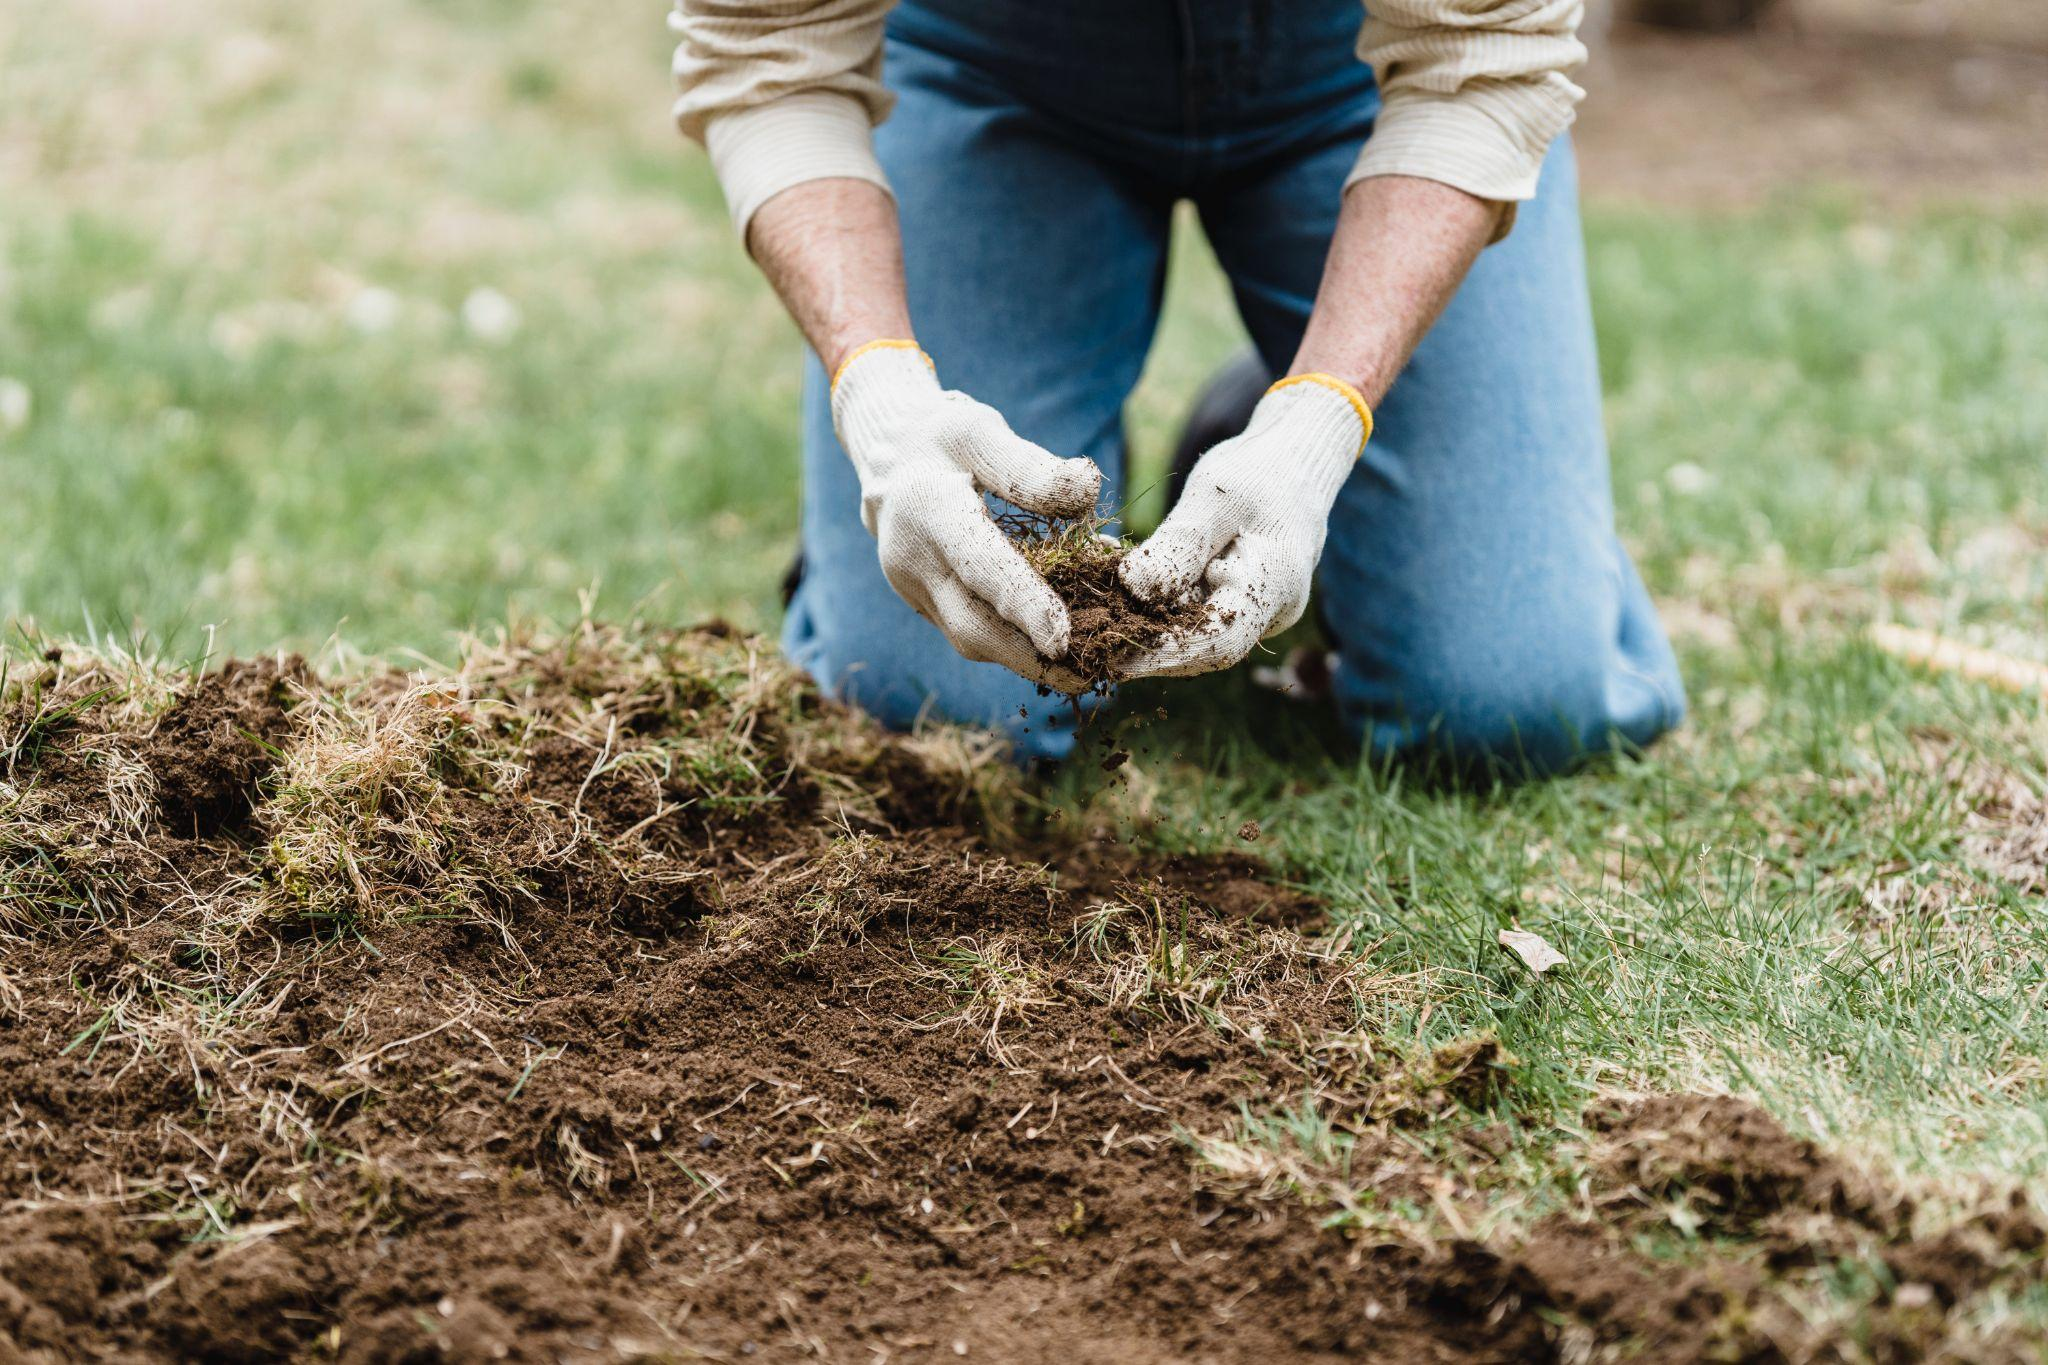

{"left": 1349, "top": 0, "right": 1587, "bottom": 233}
{"left": 670, "top": 0, "right": 899, "bottom": 236}
{"left": 671, "top": 0, "right": 1584, "bottom": 241}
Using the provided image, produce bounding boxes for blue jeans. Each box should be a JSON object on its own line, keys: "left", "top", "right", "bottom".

{"left": 782, "top": 0, "right": 1686, "bottom": 773}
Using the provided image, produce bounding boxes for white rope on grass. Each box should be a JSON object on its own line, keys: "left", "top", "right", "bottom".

{"left": 1868, "top": 623, "right": 2048, "bottom": 696}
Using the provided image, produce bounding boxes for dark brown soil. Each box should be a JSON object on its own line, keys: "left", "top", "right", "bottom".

{"left": 1586, "top": 1091, "right": 1899, "bottom": 1241}
{"left": 1390, "top": 1093, "right": 2048, "bottom": 1364}
{"left": 1005, "top": 518, "right": 1213, "bottom": 693}
{"left": 1, "top": 629, "right": 2040, "bottom": 1362}
{"left": 140, "top": 656, "right": 306, "bottom": 836}
{"left": 1605, "top": 1091, "right": 2048, "bottom": 1311}
{"left": 1041, "top": 841, "right": 1330, "bottom": 933}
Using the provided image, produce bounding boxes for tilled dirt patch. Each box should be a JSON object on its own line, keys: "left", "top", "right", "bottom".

{"left": 1, "top": 626, "right": 2040, "bottom": 1362}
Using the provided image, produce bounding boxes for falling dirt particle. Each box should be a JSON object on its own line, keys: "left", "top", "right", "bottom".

{"left": 1236, "top": 820, "right": 1260, "bottom": 843}
{"left": 1101, "top": 749, "right": 1130, "bottom": 773}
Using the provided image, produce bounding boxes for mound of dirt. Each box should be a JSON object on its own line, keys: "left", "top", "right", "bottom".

{"left": 1587, "top": 1091, "right": 1900, "bottom": 1240}
{"left": 1005, "top": 516, "right": 1213, "bottom": 692}
{"left": 141, "top": 655, "right": 305, "bottom": 835}
{"left": 1, "top": 626, "right": 2040, "bottom": 1362}
{"left": 1430, "top": 1094, "right": 2048, "bottom": 1362}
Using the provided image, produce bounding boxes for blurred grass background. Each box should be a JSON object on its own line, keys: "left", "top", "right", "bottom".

{"left": 6, "top": 1, "right": 2040, "bottom": 659}
{"left": 5, "top": 0, "right": 2048, "bottom": 1217}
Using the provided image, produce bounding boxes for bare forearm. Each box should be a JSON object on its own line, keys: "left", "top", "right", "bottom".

{"left": 747, "top": 179, "right": 915, "bottom": 377}
{"left": 1289, "top": 177, "right": 1498, "bottom": 407}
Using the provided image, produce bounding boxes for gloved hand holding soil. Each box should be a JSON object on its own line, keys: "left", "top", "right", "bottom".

{"left": 1001, "top": 513, "right": 1217, "bottom": 695}
{"left": 1001, "top": 376, "right": 1368, "bottom": 696}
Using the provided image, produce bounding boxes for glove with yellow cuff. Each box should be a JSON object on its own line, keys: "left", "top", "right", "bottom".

{"left": 831, "top": 340, "right": 1105, "bottom": 693}
{"left": 1118, "top": 373, "right": 1371, "bottom": 679}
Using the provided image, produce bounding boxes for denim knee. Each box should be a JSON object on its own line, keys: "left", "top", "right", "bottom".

{"left": 1341, "top": 625, "right": 1683, "bottom": 777}
{"left": 782, "top": 586, "right": 1090, "bottom": 766}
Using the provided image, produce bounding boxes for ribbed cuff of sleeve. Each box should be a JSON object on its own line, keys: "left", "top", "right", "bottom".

{"left": 703, "top": 90, "right": 893, "bottom": 242}
{"left": 1346, "top": 81, "right": 1578, "bottom": 243}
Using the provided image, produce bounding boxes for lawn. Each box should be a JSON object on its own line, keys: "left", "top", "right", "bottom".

{"left": 4, "top": 0, "right": 2046, "bottom": 1355}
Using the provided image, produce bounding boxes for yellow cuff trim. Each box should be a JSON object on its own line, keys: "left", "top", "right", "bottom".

{"left": 1269, "top": 372, "right": 1374, "bottom": 454}
{"left": 830, "top": 338, "right": 930, "bottom": 391}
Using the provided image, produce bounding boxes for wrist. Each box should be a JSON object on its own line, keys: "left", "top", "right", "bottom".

{"left": 1232, "top": 374, "right": 1371, "bottom": 515}
{"left": 745, "top": 177, "right": 916, "bottom": 379}
{"left": 828, "top": 341, "right": 942, "bottom": 471}
{"left": 821, "top": 316, "right": 917, "bottom": 380}
{"left": 1265, "top": 373, "right": 1373, "bottom": 451}
{"left": 1286, "top": 176, "right": 1494, "bottom": 408}
{"left": 819, "top": 307, "right": 918, "bottom": 379}
{"left": 1281, "top": 351, "right": 1398, "bottom": 410}
{"left": 829, "top": 336, "right": 928, "bottom": 392}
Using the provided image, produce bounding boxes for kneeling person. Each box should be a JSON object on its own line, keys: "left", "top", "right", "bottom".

{"left": 670, "top": 0, "right": 1686, "bottom": 772}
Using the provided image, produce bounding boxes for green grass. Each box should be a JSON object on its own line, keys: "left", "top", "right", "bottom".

{"left": 5, "top": 0, "right": 2047, "bottom": 1233}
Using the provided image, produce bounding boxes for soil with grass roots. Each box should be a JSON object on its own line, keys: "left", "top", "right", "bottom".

{"left": 1, "top": 627, "right": 2040, "bottom": 1362}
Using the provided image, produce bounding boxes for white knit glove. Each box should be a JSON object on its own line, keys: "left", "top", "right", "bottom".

{"left": 1119, "top": 374, "right": 1371, "bottom": 679}
{"left": 831, "top": 341, "right": 1104, "bottom": 691}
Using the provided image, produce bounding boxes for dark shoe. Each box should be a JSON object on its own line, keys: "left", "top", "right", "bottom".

{"left": 1166, "top": 348, "right": 1271, "bottom": 513}
{"left": 780, "top": 551, "right": 804, "bottom": 608}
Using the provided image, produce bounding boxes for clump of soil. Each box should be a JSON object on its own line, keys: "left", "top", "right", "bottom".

{"left": 1451, "top": 1094, "right": 2048, "bottom": 1361}
{"left": 1, "top": 625, "right": 2041, "bottom": 1363}
{"left": 140, "top": 655, "right": 305, "bottom": 836}
{"left": 1587, "top": 1091, "right": 1901, "bottom": 1240}
{"left": 1591, "top": 1093, "right": 2048, "bottom": 1316}
{"left": 1004, "top": 514, "right": 1213, "bottom": 692}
